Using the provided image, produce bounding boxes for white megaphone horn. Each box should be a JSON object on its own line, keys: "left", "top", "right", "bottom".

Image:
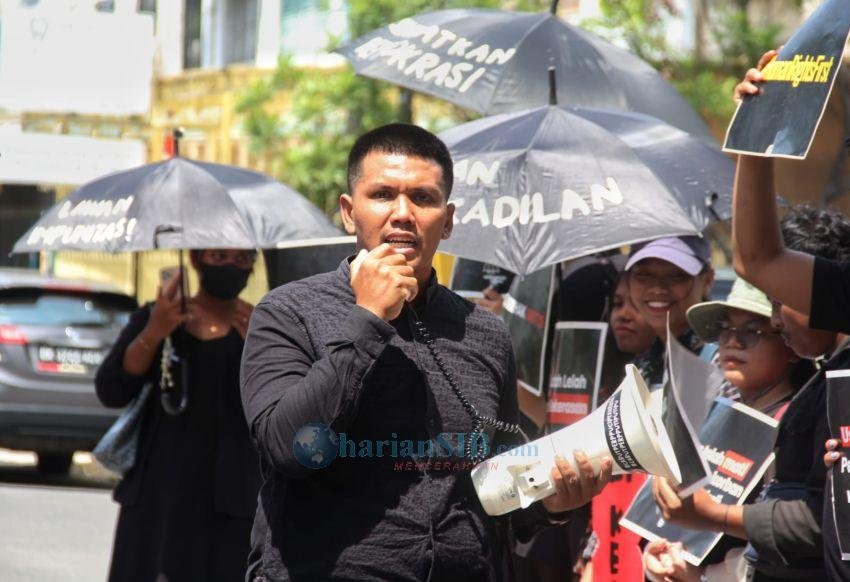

{"left": 471, "top": 363, "right": 681, "bottom": 516}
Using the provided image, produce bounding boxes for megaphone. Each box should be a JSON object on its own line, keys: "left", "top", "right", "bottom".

{"left": 471, "top": 364, "right": 681, "bottom": 516}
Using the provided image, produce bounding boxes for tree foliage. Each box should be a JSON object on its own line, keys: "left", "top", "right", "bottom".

{"left": 585, "top": 0, "right": 791, "bottom": 127}
{"left": 238, "top": 0, "right": 799, "bottom": 215}
{"left": 237, "top": 0, "right": 548, "bottom": 217}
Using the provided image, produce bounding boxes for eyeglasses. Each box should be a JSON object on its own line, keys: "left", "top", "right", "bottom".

{"left": 202, "top": 250, "right": 257, "bottom": 269}
{"left": 713, "top": 322, "right": 780, "bottom": 348}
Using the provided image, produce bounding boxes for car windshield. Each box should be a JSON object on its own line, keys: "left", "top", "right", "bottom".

{"left": 0, "top": 289, "right": 134, "bottom": 327}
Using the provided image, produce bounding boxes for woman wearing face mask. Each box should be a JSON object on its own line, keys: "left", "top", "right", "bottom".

{"left": 643, "top": 278, "right": 815, "bottom": 582}
{"left": 95, "top": 248, "right": 262, "bottom": 582}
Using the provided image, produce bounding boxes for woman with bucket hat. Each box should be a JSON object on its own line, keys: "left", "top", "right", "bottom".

{"left": 643, "top": 278, "right": 815, "bottom": 581}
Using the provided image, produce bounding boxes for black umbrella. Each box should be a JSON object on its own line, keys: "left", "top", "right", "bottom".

{"left": 12, "top": 153, "right": 343, "bottom": 416}
{"left": 438, "top": 104, "right": 733, "bottom": 276}
{"left": 337, "top": 5, "right": 712, "bottom": 141}
{"left": 12, "top": 157, "right": 342, "bottom": 254}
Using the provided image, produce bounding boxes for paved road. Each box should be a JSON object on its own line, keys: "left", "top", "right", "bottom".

{"left": 0, "top": 450, "right": 119, "bottom": 582}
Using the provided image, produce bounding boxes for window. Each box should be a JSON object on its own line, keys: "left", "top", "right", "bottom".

{"left": 183, "top": 0, "right": 202, "bottom": 69}
{"left": 280, "top": 0, "right": 347, "bottom": 56}
{"left": 223, "top": 0, "right": 258, "bottom": 65}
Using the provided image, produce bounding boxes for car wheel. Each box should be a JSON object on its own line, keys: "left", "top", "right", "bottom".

{"left": 36, "top": 452, "right": 74, "bottom": 475}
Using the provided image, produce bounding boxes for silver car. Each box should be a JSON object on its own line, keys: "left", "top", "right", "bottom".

{"left": 0, "top": 268, "right": 136, "bottom": 474}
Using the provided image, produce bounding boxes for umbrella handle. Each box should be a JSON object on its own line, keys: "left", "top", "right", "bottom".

{"left": 548, "top": 67, "right": 557, "bottom": 106}
{"left": 178, "top": 249, "right": 188, "bottom": 315}
{"left": 171, "top": 127, "right": 183, "bottom": 157}
{"left": 159, "top": 334, "right": 189, "bottom": 415}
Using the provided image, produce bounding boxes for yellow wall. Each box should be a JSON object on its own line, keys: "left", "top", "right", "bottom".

{"left": 48, "top": 64, "right": 460, "bottom": 299}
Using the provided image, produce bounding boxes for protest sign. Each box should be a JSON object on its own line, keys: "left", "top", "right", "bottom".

{"left": 645, "top": 325, "right": 721, "bottom": 497}
{"left": 448, "top": 258, "right": 515, "bottom": 300}
{"left": 826, "top": 369, "right": 850, "bottom": 560}
{"left": 652, "top": 377, "right": 710, "bottom": 497}
{"left": 621, "top": 398, "right": 778, "bottom": 566}
{"left": 723, "top": 0, "right": 850, "bottom": 159}
{"left": 667, "top": 328, "right": 724, "bottom": 433}
{"left": 503, "top": 266, "right": 554, "bottom": 397}
{"left": 546, "top": 322, "right": 607, "bottom": 429}
{"left": 591, "top": 473, "right": 646, "bottom": 582}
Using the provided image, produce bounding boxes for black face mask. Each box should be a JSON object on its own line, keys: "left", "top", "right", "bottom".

{"left": 198, "top": 263, "right": 251, "bottom": 300}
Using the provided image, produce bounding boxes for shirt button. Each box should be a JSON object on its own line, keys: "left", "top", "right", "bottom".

{"left": 427, "top": 418, "right": 436, "bottom": 429}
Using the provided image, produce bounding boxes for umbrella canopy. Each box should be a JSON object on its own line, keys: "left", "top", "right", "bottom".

{"left": 13, "top": 157, "right": 342, "bottom": 253}
{"left": 337, "top": 8, "right": 712, "bottom": 141}
{"left": 438, "top": 105, "right": 733, "bottom": 275}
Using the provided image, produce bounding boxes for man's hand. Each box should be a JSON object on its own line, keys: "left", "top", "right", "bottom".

{"left": 541, "top": 450, "right": 612, "bottom": 513}
{"left": 477, "top": 287, "right": 504, "bottom": 315}
{"left": 733, "top": 49, "right": 778, "bottom": 104}
{"left": 350, "top": 244, "right": 419, "bottom": 322}
{"left": 652, "top": 478, "right": 723, "bottom": 531}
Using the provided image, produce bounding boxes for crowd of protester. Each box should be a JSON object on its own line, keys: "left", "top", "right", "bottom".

{"left": 91, "top": 49, "right": 850, "bottom": 582}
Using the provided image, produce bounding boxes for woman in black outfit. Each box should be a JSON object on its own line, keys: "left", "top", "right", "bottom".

{"left": 96, "top": 249, "right": 261, "bottom": 582}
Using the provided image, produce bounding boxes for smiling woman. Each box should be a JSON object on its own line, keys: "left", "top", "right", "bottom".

{"left": 626, "top": 236, "right": 714, "bottom": 341}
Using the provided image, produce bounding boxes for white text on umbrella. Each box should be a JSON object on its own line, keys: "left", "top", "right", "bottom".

{"left": 452, "top": 178, "right": 624, "bottom": 228}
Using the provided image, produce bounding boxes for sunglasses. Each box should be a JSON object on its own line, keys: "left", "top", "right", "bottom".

{"left": 713, "top": 322, "right": 781, "bottom": 349}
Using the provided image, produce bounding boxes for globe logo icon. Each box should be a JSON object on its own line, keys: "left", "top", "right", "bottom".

{"left": 293, "top": 423, "right": 339, "bottom": 469}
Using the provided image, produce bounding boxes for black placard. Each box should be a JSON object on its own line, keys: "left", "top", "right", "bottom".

{"left": 449, "top": 258, "right": 515, "bottom": 299}
{"left": 503, "top": 266, "right": 555, "bottom": 397}
{"left": 827, "top": 370, "right": 850, "bottom": 560}
{"left": 723, "top": 0, "right": 850, "bottom": 159}
{"left": 547, "top": 322, "right": 607, "bottom": 429}
{"left": 621, "top": 398, "right": 779, "bottom": 565}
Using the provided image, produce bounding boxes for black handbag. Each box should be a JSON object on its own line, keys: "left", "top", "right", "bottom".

{"left": 93, "top": 381, "right": 153, "bottom": 476}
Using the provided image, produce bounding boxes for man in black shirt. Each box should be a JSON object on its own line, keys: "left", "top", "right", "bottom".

{"left": 240, "top": 124, "right": 612, "bottom": 581}
{"left": 733, "top": 53, "right": 850, "bottom": 581}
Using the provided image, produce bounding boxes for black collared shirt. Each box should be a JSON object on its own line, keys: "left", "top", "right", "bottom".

{"left": 240, "top": 259, "right": 550, "bottom": 581}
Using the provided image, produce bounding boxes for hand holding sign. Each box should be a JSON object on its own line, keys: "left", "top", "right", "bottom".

{"left": 826, "top": 438, "right": 844, "bottom": 468}
{"left": 733, "top": 49, "right": 779, "bottom": 103}
{"left": 651, "top": 478, "right": 725, "bottom": 532}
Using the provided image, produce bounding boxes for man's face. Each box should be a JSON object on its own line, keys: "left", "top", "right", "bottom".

{"left": 770, "top": 300, "right": 836, "bottom": 359}
{"left": 340, "top": 151, "right": 454, "bottom": 282}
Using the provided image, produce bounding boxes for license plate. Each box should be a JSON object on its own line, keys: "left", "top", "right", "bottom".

{"left": 35, "top": 345, "right": 105, "bottom": 375}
